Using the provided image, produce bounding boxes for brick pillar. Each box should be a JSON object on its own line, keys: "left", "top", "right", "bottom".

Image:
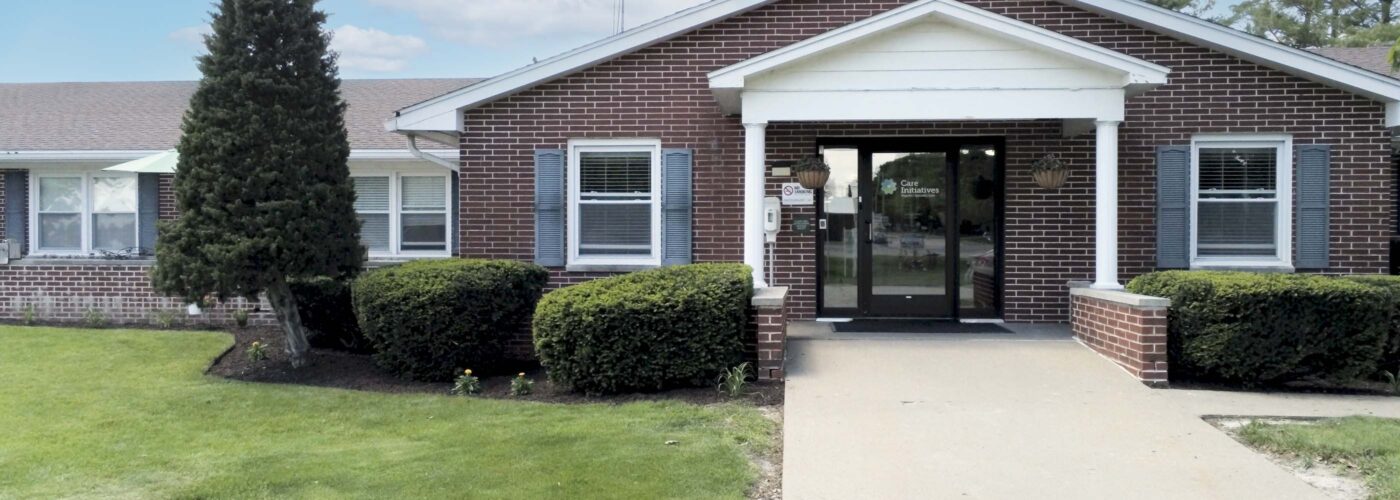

{"left": 748, "top": 286, "right": 788, "bottom": 380}
{"left": 1069, "top": 285, "right": 1170, "bottom": 387}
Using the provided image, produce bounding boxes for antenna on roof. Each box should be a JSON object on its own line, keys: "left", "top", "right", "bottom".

{"left": 612, "top": 0, "right": 625, "bottom": 35}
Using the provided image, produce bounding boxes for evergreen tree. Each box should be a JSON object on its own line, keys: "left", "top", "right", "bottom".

{"left": 1146, "top": 0, "right": 1220, "bottom": 18}
{"left": 1228, "top": 0, "right": 1378, "bottom": 48}
{"left": 153, "top": 0, "right": 362, "bottom": 367}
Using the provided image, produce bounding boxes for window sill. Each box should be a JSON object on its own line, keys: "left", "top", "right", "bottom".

{"left": 1189, "top": 260, "right": 1295, "bottom": 273}
{"left": 7, "top": 256, "right": 155, "bottom": 267}
{"left": 565, "top": 263, "right": 659, "bottom": 273}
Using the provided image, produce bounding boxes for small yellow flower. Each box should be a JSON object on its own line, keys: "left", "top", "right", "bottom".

{"left": 518, "top": 373, "right": 526, "bottom": 378}
{"left": 464, "top": 369, "right": 472, "bottom": 376}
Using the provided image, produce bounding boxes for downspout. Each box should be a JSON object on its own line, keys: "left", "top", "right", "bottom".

{"left": 406, "top": 133, "right": 459, "bottom": 172}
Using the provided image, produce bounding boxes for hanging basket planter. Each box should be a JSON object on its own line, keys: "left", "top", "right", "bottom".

{"left": 1030, "top": 154, "right": 1068, "bottom": 189}
{"left": 796, "top": 169, "right": 831, "bottom": 190}
{"left": 792, "top": 156, "right": 832, "bottom": 190}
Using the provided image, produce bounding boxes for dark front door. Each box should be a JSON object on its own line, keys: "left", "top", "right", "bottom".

{"left": 818, "top": 139, "right": 1003, "bottom": 319}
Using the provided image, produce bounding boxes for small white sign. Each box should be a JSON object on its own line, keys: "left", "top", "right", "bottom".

{"left": 781, "top": 183, "right": 814, "bottom": 206}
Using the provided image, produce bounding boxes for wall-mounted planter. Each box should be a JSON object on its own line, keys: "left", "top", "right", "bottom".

{"left": 1030, "top": 154, "right": 1068, "bottom": 189}
{"left": 1031, "top": 169, "right": 1068, "bottom": 189}
{"left": 792, "top": 156, "right": 832, "bottom": 190}
{"left": 796, "top": 169, "right": 830, "bottom": 190}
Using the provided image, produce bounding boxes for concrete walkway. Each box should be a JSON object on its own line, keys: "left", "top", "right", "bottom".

{"left": 782, "top": 322, "right": 1350, "bottom": 500}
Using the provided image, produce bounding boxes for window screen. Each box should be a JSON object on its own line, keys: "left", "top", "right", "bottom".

{"left": 400, "top": 176, "right": 447, "bottom": 252}
{"left": 90, "top": 176, "right": 137, "bottom": 251}
{"left": 352, "top": 177, "right": 391, "bottom": 252}
{"left": 38, "top": 177, "right": 82, "bottom": 250}
{"left": 1196, "top": 147, "right": 1279, "bottom": 257}
{"left": 577, "top": 151, "right": 653, "bottom": 256}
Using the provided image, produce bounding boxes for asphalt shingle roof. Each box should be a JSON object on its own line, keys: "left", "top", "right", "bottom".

{"left": 0, "top": 78, "right": 480, "bottom": 151}
{"left": 1308, "top": 46, "right": 1398, "bottom": 79}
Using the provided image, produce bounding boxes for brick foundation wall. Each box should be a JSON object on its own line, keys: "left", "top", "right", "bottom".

{"left": 748, "top": 287, "right": 789, "bottom": 380}
{"left": 1069, "top": 287, "right": 1169, "bottom": 386}
{"left": 458, "top": 0, "right": 1393, "bottom": 323}
{"left": 0, "top": 262, "right": 274, "bottom": 327}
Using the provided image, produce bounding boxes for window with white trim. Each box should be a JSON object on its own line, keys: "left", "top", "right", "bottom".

{"left": 568, "top": 139, "right": 662, "bottom": 267}
{"left": 1190, "top": 135, "right": 1292, "bottom": 268}
{"left": 31, "top": 170, "right": 139, "bottom": 255}
{"left": 351, "top": 170, "right": 451, "bottom": 257}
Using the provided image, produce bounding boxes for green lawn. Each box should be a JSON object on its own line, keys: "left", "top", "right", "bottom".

{"left": 1238, "top": 417, "right": 1400, "bottom": 499}
{"left": 0, "top": 326, "right": 774, "bottom": 499}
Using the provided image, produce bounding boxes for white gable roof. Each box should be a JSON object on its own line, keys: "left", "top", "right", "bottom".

{"left": 707, "top": 0, "right": 1169, "bottom": 116}
{"left": 388, "top": 0, "right": 1400, "bottom": 135}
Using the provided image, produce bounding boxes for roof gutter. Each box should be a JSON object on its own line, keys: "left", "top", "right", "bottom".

{"left": 406, "top": 134, "right": 459, "bottom": 172}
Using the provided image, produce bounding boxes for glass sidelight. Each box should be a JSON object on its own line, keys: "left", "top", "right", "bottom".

{"left": 821, "top": 148, "right": 860, "bottom": 312}
{"left": 817, "top": 139, "right": 1002, "bottom": 319}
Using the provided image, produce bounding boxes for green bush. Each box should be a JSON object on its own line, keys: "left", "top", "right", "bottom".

{"left": 533, "top": 264, "right": 753, "bottom": 394}
{"left": 1341, "top": 275, "right": 1400, "bottom": 375}
{"left": 290, "top": 277, "right": 369, "bottom": 353}
{"left": 352, "top": 259, "right": 549, "bottom": 381}
{"left": 1127, "top": 271, "right": 1390, "bottom": 386}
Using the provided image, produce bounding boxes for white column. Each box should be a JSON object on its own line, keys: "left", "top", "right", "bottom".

{"left": 743, "top": 121, "right": 769, "bottom": 288}
{"left": 1092, "top": 120, "right": 1123, "bottom": 290}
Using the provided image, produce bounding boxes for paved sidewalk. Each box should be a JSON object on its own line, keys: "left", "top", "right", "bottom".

{"left": 782, "top": 322, "right": 1332, "bottom": 500}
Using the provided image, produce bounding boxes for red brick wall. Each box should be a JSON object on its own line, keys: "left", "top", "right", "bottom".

{"left": 0, "top": 263, "right": 273, "bottom": 327}
{"left": 458, "top": 0, "right": 1392, "bottom": 322}
{"left": 1070, "top": 290, "right": 1169, "bottom": 386}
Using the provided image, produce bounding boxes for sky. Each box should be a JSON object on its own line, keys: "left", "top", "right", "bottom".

{"left": 0, "top": 0, "right": 1240, "bottom": 84}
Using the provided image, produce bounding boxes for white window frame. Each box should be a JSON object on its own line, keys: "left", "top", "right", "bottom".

{"left": 1189, "top": 134, "right": 1293, "bottom": 270}
{"left": 28, "top": 169, "right": 140, "bottom": 256}
{"left": 349, "top": 166, "right": 453, "bottom": 259}
{"left": 567, "top": 138, "right": 663, "bottom": 268}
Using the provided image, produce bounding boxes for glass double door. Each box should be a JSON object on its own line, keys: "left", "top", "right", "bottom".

{"left": 819, "top": 139, "right": 1002, "bottom": 319}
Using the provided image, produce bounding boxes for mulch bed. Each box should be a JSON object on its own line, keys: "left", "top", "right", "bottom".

{"left": 208, "top": 326, "right": 784, "bottom": 406}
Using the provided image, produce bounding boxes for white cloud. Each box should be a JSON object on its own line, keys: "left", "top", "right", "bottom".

{"left": 331, "top": 25, "right": 430, "bottom": 73}
{"left": 367, "top": 0, "right": 708, "bottom": 47}
{"left": 169, "top": 24, "right": 213, "bottom": 46}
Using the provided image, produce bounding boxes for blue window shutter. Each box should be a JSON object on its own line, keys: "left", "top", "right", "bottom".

{"left": 450, "top": 171, "right": 460, "bottom": 256}
{"left": 138, "top": 173, "right": 160, "bottom": 255}
{"left": 4, "top": 170, "right": 27, "bottom": 253}
{"left": 1296, "top": 145, "right": 1331, "bottom": 269}
{"left": 534, "top": 149, "right": 566, "bottom": 267}
{"left": 1156, "top": 146, "right": 1191, "bottom": 269}
{"left": 661, "top": 149, "right": 694, "bottom": 266}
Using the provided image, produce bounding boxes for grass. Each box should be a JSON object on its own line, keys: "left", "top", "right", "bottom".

{"left": 1238, "top": 417, "right": 1400, "bottom": 499}
{"left": 0, "top": 326, "right": 775, "bottom": 499}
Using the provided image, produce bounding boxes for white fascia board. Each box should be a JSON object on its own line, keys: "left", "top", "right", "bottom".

{"left": 1061, "top": 0, "right": 1400, "bottom": 121}
{"left": 709, "top": 0, "right": 1169, "bottom": 93}
{"left": 387, "top": 0, "right": 777, "bottom": 133}
{"left": 0, "top": 149, "right": 456, "bottom": 165}
{"left": 350, "top": 149, "right": 460, "bottom": 161}
{"left": 0, "top": 150, "right": 166, "bottom": 163}
{"left": 741, "top": 88, "right": 1126, "bottom": 122}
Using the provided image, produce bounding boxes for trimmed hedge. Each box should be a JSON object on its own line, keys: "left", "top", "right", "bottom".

{"left": 533, "top": 264, "right": 753, "bottom": 394}
{"left": 290, "top": 277, "right": 369, "bottom": 353}
{"left": 1341, "top": 275, "right": 1400, "bottom": 374}
{"left": 352, "top": 259, "right": 549, "bottom": 381}
{"left": 1127, "top": 271, "right": 1390, "bottom": 386}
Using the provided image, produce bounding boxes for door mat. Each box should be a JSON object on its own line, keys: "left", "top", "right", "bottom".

{"left": 831, "top": 320, "right": 1012, "bottom": 334}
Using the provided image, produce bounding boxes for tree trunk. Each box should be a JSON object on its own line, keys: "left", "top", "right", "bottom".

{"left": 1383, "top": 0, "right": 1393, "bottom": 24}
{"left": 266, "top": 279, "right": 311, "bottom": 368}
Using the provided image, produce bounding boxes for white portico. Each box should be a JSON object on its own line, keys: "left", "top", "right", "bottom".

{"left": 708, "top": 0, "right": 1169, "bottom": 290}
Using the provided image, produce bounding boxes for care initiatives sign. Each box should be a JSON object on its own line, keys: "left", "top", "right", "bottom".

{"left": 781, "top": 183, "right": 814, "bottom": 206}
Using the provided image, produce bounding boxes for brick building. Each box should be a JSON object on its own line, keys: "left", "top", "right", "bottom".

{"left": 4, "top": 0, "right": 1400, "bottom": 343}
